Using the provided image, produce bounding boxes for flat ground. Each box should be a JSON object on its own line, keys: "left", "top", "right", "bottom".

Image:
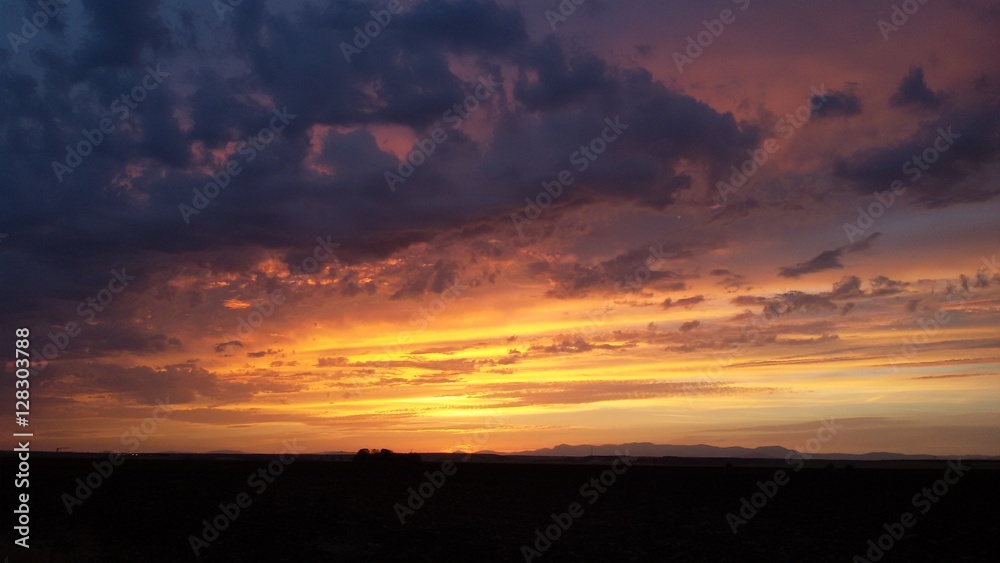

{"left": 2, "top": 455, "right": 998, "bottom": 562}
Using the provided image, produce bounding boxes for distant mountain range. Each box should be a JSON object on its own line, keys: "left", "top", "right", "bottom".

{"left": 495, "top": 442, "right": 1000, "bottom": 461}
{"left": 41, "top": 443, "right": 999, "bottom": 460}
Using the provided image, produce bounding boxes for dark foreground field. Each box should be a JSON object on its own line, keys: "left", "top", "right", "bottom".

{"left": 2, "top": 455, "right": 998, "bottom": 562}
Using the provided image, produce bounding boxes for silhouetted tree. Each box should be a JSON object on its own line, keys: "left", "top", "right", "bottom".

{"left": 353, "top": 448, "right": 421, "bottom": 464}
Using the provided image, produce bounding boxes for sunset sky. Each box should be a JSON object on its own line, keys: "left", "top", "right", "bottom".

{"left": 1, "top": 0, "right": 998, "bottom": 456}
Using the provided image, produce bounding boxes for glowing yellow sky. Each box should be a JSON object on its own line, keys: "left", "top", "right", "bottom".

{"left": 33, "top": 231, "right": 1000, "bottom": 456}
{"left": 10, "top": 0, "right": 1000, "bottom": 458}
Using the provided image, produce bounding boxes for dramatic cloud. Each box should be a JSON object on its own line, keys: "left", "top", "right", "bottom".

{"left": 779, "top": 234, "right": 882, "bottom": 278}
{"left": 811, "top": 89, "right": 862, "bottom": 119}
{"left": 870, "top": 275, "right": 909, "bottom": 296}
{"left": 829, "top": 276, "right": 864, "bottom": 299}
{"left": 662, "top": 295, "right": 705, "bottom": 309}
{"left": 890, "top": 67, "right": 942, "bottom": 110}
{"left": 834, "top": 105, "right": 1000, "bottom": 207}
{"left": 41, "top": 362, "right": 301, "bottom": 405}
{"left": 1, "top": 0, "right": 997, "bottom": 456}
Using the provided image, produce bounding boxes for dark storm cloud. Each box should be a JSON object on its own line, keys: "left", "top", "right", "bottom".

{"left": 662, "top": 295, "right": 705, "bottom": 309}
{"left": 870, "top": 275, "right": 909, "bottom": 296}
{"left": 779, "top": 233, "right": 882, "bottom": 278}
{"left": 214, "top": 340, "right": 242, "bottom": 353}
{"left": 186, "top": 71, "right": 272, "bottom": 149}
{"left": 514, "top": 37, "right": 613, "bottom": 112}
{"left": 32, "top": 321, "right": 185, "bottom": 358}
{"left": 810, "top": 89, "right": 861, "bottom": 119}
{"left": 834, "top": 103, "right": 1000, "bottom": 206}
{"left": 487, "top": 60, "right": 758, "bottom": 213}
{"left": 829, "top": 276, "right": 864, "bottom": 299}
{"left": 41, "top": 361, "right": 302, "bottom": 405}
{"left": 0, "top": 0, "right": 761, "bottom": 320}
{"left": 337, "top": 270, "right": 379, "bottom": 297}
{"left": 394, "top": 0, "right": 529, "bottom": 55}
{"left": 889, "top": 67, "right": 942, "bottom": 110}
{"left": 767, "top": 292, "right": 837, "bottom": 315}
{"left": 534, "top": 243, "right": 699, "bottom": 299}
{"left": 738, "top": 275, "right": 908, "bottom": 321}
{"left": 389, "top": 259, "right": 460, "bottom": 300}
{"left": 224, "top": 0, "right": 514, "bottom": 130}
{"left": 247, "top": 348, "right": 282, "bottom": 358}
{"left": 780, "top": 249, "right": 844, "bottom": 278}
{"left": 75, "top": 0, "right": 171, "bottom": 70}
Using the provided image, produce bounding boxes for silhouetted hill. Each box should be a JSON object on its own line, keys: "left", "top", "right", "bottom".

{"left": 509, "top": 442, "right": 1000, "bottom": 460}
